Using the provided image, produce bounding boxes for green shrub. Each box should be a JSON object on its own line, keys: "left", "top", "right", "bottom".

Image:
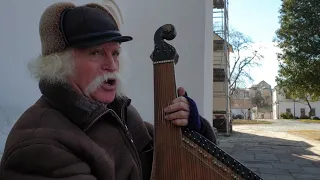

{"left": 280, "top": 112, "right": 293, "bottom": 119}
{"left": 300, "top": 115, "right": 310, "bottom": 119}
{"left": 280, "top": 113, "right": 287, "bottom": 119}
{"left": 313, "top": 116, "right": 320, "bottom": 120}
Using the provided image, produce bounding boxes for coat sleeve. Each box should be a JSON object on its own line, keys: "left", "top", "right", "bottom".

{"left": 198, "top": 116, "right": 217, "bottom": 144}
{"left": 0, "top": 142, "right": 97, "bottom": 180}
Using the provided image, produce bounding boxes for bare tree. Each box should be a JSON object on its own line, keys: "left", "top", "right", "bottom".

{"left": 229, "top": 30, "right": 263, "bottom": 95}
{"left": 251, "top": 90, "right": 266, "bottom": 108}
{"left": 230, "top": 88, "right": 248, "bottom": 108}
{"left": 240, "top": 109, "right": 247, "bottom": 118}
{"left": 250, "top": 90, "right": 272, "bottom": 111}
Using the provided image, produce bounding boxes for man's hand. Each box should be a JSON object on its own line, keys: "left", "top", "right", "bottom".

{"left": 164, "top": 87, "right": 190, "bottom": 126}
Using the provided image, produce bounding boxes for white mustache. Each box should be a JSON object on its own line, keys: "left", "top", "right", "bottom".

{"left": 85, "top": 72, "right": 120, "bottom": 96}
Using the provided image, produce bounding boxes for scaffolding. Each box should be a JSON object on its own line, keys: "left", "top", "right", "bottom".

{"left": 212, "top": 0, "right": 231, "bottom": 136}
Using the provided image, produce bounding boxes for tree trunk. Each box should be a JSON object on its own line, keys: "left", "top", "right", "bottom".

{"left": 305, "top": 97, "right": 312, "bottom": 117}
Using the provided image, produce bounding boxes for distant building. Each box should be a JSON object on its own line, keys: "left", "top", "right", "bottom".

{"left": 249, "top": 80, "right": 273, "bottom": 106}
{"left": 231, "top": 80, "right": 272, "bottom": 119}
{"left": 231, "top": 88, "right": 252, "bottom": 119}
{"left": 272, "top": 86, "right": 320, "bottom": 119}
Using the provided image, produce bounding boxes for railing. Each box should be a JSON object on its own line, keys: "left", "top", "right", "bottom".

{"left": 213, "top": 0, "right": 224, "bottom": 9}
{"left": 213, "top": 68, "right": 225, "bottom": 82}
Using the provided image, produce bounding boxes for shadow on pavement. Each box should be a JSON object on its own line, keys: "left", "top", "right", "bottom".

{"left": 218, "top": 131, "right": 320, "bottom": 180}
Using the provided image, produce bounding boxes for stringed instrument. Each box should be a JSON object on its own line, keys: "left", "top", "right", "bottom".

{"left": 150, "top": 24, "right": 263, "bottom": 180}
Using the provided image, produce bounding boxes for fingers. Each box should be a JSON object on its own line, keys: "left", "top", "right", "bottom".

{"left": 163, "top": 89, "right": 190, "bottom": 127}
{"left": 165, "top": 108, "right": 189, "bottom": 127}
{"left": 171, "top": 119, "right": 188, "bottom": 126}
{"left": 164, "top": 102, "right": 189, "bottom": 114}
{"left": 165, "top": 110, "right": 189, "bottom": 121}
{"left": 172, "top": 96, "right": 188, "bottom": 104}
{"left": 177, "top": 87, "right": 186, "bottom": 96}
{"left": 164, "top": 96, "right": 189, "bottom": 113}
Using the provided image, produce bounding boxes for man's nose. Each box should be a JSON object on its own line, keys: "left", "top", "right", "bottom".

{"left": 102, "top": 54, "right": 117, "bottom": 71}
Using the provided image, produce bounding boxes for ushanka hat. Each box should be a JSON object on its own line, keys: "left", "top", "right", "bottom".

{"left": 39, "top": 2, "right": 133, "bottom": 56}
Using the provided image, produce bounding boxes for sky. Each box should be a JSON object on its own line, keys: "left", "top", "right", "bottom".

{"left": 228, "top": 0, "right": 282, "bottom": 88}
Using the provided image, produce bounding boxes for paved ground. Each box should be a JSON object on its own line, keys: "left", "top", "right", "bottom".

{"left": 218, "top": 119, "right": 320, "bottom": 180}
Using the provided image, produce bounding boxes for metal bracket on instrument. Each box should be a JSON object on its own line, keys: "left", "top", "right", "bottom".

{"left": 152, "top": 59, "right": 175, "bottom": 65}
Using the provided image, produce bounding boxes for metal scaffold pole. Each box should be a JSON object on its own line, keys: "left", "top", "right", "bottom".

{"left": 213, "top": 0, "right": 231, "bottom": 136}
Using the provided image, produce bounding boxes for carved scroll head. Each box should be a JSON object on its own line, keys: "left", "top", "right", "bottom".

{"left": 150, "top": 24, "right": 179, "bottom": 64}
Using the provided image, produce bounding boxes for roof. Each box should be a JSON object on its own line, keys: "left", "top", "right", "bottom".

{"left": 250, "top": 80, "right": 272, "bottom": 89}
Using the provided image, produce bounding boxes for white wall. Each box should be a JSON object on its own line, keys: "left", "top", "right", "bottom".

{"left": 272, "top": 103, "right": 278, "bottom": 119}
{"left": 278, "top": 101, "right": 320, "bottom": 118}
{"left": 0, "top": 0, "right": 213, "bottom": 152}
{"left": 273, "top": 87, "right": 320, "bottom": 119}
{"left": 118, "top": 0, "right": 213, "bottom": 123}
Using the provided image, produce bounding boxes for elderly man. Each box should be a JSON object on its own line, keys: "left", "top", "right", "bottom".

{"left": 0, "top": 2, "right": 215, "bottom": 180}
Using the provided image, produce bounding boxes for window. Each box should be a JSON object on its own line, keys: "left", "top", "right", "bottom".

{"left": 244, "top": 91, "right": 249, "bottom": 98}
{"left": 213, "top": 40, "right": 224, "bottom": 51}
{"left": 301, "top": 108, "right": 305, "bottom": 116}
{"left": 310, "top": 108, "right": 316, "bottom": 116}
{"left": 213, "top": 68, "right": 225, "bottom": 82}
{"left": 286, "top": 108, "right": 291, "bottom": 113}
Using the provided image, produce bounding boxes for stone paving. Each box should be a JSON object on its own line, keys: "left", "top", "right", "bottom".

{"left": 218, "top": 120, "right": 320, "bottom": 180}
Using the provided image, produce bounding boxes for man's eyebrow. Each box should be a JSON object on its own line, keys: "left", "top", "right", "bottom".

{"left": 89, "top": 46, "right": 103, "bottom": 51}
{"left": 115, "top": 47, "right": 122, "bottom": 53}
{"left": 85, "top": 44, "right": 121, "bottom": 52}
{"left": 79, "top": 46, "right": 101, "bottom": 52}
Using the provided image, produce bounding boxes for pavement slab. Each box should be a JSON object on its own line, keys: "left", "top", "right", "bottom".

{"left": 217, "top": 119, "right": 320, "bottom": 180}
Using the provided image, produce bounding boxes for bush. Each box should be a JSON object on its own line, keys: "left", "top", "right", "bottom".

{"left": 300, "top": 115, "right": 310, "bottom": 119}
{"left": 280, "top": 113, "right": 286, "bottom": 119}
{"left": 295, "top": 116, "right": 300, "bottom": 119}
{"left": 313, "top": 116, "right": 320, "bottom": 120}
{"left": 280, "top": 112, "right": 293, "bottom": 119}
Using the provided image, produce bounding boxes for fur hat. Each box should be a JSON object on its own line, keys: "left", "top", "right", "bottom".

{"left": 39, "top": 2, "right": 132, "bottom": 56}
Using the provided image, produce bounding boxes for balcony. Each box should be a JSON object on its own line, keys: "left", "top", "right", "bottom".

{"left": 213, "top": 40, "right": 224, "bottom": 51}
{"left": 213, "top": 0, "right": 225, "bottom": 9}
{"left": 213, "top": 68, "right": 226, "bottom": 82}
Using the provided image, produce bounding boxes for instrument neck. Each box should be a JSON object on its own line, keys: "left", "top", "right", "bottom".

{"left": 153, "top": 61, "right": 181, "bottom": 142}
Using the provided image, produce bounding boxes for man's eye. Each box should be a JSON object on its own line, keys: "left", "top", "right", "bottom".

{"left": 90, "top": 51, "right": 102, "bottom": 56}
{"left": 112, "top": 51, "right": 120, "bottom": 57}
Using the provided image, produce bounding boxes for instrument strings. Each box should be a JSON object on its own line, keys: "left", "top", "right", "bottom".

{"left": 153, "top": 61, "right": 235, "bottom": 180}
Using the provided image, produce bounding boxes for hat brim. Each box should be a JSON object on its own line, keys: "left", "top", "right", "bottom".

{"left": 72, "top": 35, "right": 133, "bottom": 48}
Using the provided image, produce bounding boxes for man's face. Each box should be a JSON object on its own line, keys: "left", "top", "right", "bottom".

{"left": 70, "top": 42, "right": 121, "bottom": 103}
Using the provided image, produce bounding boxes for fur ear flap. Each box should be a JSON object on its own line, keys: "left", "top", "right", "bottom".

{"left": 39, "top": 2, "right": 76, "bottom": 56}
{"left": 102, "top": 0, "right": 124, "bottom": 28}
{"left": 85, "top": 2, "right": 123, "bottom": 29}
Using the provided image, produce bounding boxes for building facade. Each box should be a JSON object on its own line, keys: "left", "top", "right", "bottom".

{"left": 212, "top": 32, "right": 233, "bottom": 134}
{"left": 272, "top": 87, "right": 320, "bottom": 119}
{"left": 212, "top": 33, "right": 233, "bottom": 114}
{"left": 230, "top": 88, "right": 252, "bottom": 119}
{"left": 231, "top": 81, "right": 273, "bottom": 119}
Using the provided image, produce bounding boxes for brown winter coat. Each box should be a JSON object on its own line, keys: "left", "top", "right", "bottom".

{"left": 0, "top": 81, "right": 215, "bottom": 180}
